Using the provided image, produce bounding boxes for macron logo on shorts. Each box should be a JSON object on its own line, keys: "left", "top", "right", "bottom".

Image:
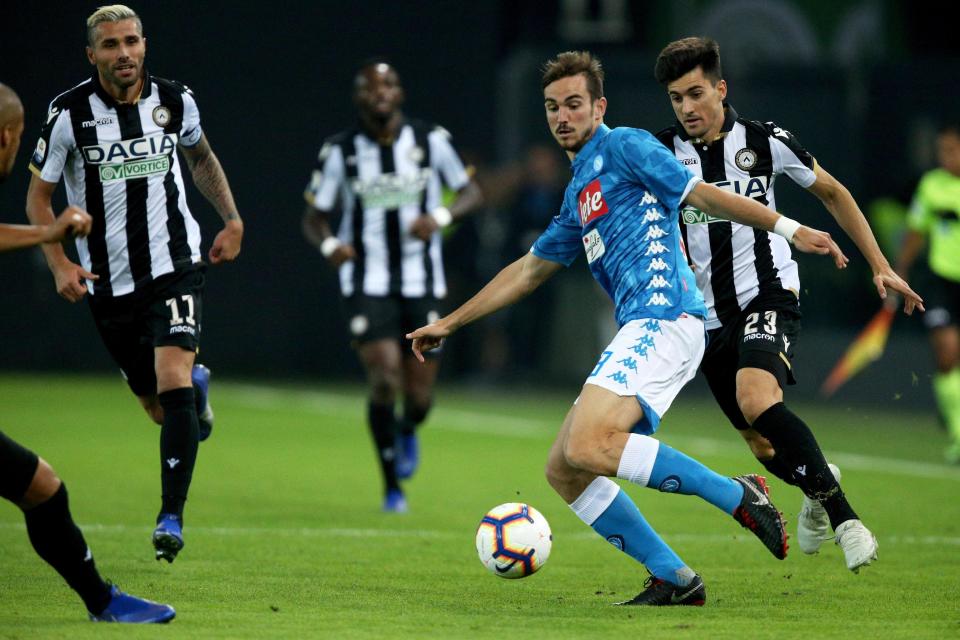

{"left": 578, "top": 179, "right": 609, "bottom": 226}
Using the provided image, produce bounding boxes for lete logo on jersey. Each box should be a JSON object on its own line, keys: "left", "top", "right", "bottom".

{"left": 578, "top": 179, "right": 609, "bottom": 226}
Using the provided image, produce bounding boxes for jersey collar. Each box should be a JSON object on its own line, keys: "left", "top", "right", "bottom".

{"left": 91, "top": 68, "right": 153, "bottom": 106}
{"left": 675, "top": 102, "right": 738, "bottom": 143}
{"left": 571, "top": 123, "right": 611, "bottom": 170}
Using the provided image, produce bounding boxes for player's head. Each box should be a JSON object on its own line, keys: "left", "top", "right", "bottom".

{"left": 354, "top": 59, "right": 404, "bottom": 124}
{"left": 936, "top": 121, "right": 960, "bottom": 177}
{"left": 541, "top": 51, "right": 607, "bottom": 155}
{"left": 86, "top": 5, "right": 147, "bottom": 94}
{"left": 654, "top": 37, "right": 727, "bottom": 141}
{"left": 0, "top": 83, "right": 25, "bottom": 182}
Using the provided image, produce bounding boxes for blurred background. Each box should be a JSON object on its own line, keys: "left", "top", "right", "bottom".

{"left": 0, "top": 0, "right": 954, "bottom": 408}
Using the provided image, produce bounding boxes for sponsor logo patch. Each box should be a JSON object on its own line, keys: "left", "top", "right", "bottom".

{"left": 82, "top": 133, "right": 179, "bottom": 164}
{"left": 81, "top": 117, "right": 115, "bottom": 128}
{"left": 351, "top": 169, "right": 431, "bottom": 209}
{"left": 583, "top": 228, "right": 605, "bottom": 264}
{"left": 99, "top": 156, "right": 170, "bottom": 182}
{"left": 578, "top": 179, "right": 609, "bottom": 226}
{"left": 32, "top": 138, "right": 47, "bottom": 165}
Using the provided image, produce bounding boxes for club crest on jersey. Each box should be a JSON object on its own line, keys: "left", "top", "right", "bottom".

{"left": 735, "top": 147, "right": 758, "bottom": 171}
{"left": 583, "top": 228, "right": 605, "bottom": 264}
{"left": 593, "top": 155, "right": 603, "bottom": 171}
{"left": 152, "top": 105, "right": 172, "bottom": 127}
{"left": 578, "top": 179, "right": 609, "bottom": 226}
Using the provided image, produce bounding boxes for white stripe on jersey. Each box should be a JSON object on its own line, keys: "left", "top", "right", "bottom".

{"left": 676, "top": 121, "right": 813, "bottom": 329}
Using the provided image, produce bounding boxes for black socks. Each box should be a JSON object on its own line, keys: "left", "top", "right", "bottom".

{"left": 159, "top": 387, "right": 199, "bottom": 517}
{"left": 368, "top": 402, "right": 399, "bottom": 491}
{"left": 397, "top": 401, "right": 431, "bottom": 437}
{"left": 752, "top": 402, "right": 857, "bottom": 528}
{"left": 24, "top": 483, "right": 112, "bottom": 615}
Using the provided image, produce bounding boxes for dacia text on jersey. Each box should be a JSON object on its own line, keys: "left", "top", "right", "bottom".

{"left": 81, "top": 133, "right": 179, "bottom": 184}
{"left": 351, "top": 169, "right": 432, "bottom": 210}
{"left": 681, "top": 176, "right": 770, "bottom": 225}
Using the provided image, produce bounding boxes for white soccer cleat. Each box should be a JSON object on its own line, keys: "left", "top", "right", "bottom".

{"left": 796, "top": 463, "right": 841, "bottom": 554}
{"left": 834, "top": 519, "right": 878, "bottom": 573}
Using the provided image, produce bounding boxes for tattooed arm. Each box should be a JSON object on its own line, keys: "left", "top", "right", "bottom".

{"left": 180, "top": 133, "right": 244, "bottom": 264}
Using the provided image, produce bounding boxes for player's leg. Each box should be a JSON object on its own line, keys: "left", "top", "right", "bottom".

{"left": 396, "top": 296, "right": 443, "bottom": 479}
{"left": 358, "top": 338, "right": 405, "bottom": 510}
{"left": 545, "top": 408, "right": 705, "bottom": 605}
{"left": 928, "top": 318, "right": 960, "bottom": 463}
{"left": 1, "top": 432, "right": 174, "bottom": 622}
{"left": 147, "top": 268, "right": 205, "bottom": 562}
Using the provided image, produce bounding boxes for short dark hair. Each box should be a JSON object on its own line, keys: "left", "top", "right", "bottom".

{"left": 354, "top": 57, "right": 399, "bottom": 88}
{"left": 654, "top": 37, "right": 722, "bottom": 86}
{"left": 541, "top": 51, "right": 604, "bottom": 102}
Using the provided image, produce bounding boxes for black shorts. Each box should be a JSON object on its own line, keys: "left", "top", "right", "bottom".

{"left": 343, "top": 294, "right": 441, "bottom": 354}
{"left": 88, "top": 265, "right": 205, "bottom": 397}
{"left": 700, "top": 289, "right": 802, "bottom": 431}
{"left": 0, "top": 430, "right": 39, "bottom": 503}
{"left": 923, "top": 273, "right": 960, "bottom": 330}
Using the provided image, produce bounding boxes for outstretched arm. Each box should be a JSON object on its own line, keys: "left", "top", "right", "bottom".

{"left": 685, "top": 181, "right": 848, "bottom": 268}
{"left": 1, "top": 207, "right": 92, "bottom": 252}
{"left": 25, "top": 175, "right": 99, "bottom": 302}
{"left": 807, "top": 167, "right": 923, "bottom": 314}
{"left": 180, "top": 133, "right": 243, "bottom": 264}
{"left": 406, "top": 251, "right": 562, "bottom": 362}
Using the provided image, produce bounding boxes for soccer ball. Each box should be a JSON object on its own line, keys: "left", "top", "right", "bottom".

{"left": 475, "top": 503, "right": 552, "bottom": 579}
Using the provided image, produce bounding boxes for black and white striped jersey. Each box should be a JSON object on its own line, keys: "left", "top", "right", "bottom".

{"left": 656, "top": 105, "right": 817, "bottom": 330}
{"left": 304, "top": 119, "right": 470, "bottom": 299}
{"left": 29, "top": 72, "right": 203, "bottom": 297}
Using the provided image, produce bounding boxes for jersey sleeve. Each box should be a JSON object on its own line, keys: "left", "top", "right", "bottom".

{"left": 304, "top": 142, "right": 346, "bottom": 211}
{"left": 763, "top": 121, "right": 817, "bottom": 188}
{"left": 531, "top": 198, "right": 582, "bottom": 266}
{"left": 613, "top": 128, "right": 700, "bottom": 212}
{"left": 179, "top": 88, "right": 203, "bottom": 148}
{"left": 428, "top": 126, "right": 470, "bottom": 191}
{"left": 28, "top": 101, "right": 73, "bottom": 183}
{"left": 906, "top": 174, "right": 935, "bottom": 233}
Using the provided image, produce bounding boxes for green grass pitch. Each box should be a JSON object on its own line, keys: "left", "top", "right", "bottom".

{"left": 1, "top": 373, "right": 958, "bottom": 638}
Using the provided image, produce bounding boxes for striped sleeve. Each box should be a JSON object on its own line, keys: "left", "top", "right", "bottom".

{"left": 428, "top": 126, "right": 469, "bottom": 191}
{"left": 763, "top": 121, "right": 817, "bottom": 188}
{"left": 304, "top": 141, "right": 345, "bottom": 211}
{"left": 179, "top": 88, "right": 202, "bottom": 147}
{"left": 28, "top": 101, "right": 73, "bottom": 183}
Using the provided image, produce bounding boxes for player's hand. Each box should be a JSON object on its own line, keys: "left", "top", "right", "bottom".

{"left": 792, "top": 226, "right": 848, "bottom": 269}
{"left": 209, "top": 219, "right": 243, "bottom": 264}
{"left": 406, "top": 322, "right": 451, "bottom": 363}
{"left": 53, "top": 259, "right": 98, "bottom": 303}
{"left": 43, "top": 206, "right": 93, "bottom": 243}
{"left": 873, "top": 267, "right": 924, "bottom": 315}
{"left": 327, "top": 243, "right": 356, "bottom": 268}
{"left": 409, "top": 215, "right": 440, "bottom": 241}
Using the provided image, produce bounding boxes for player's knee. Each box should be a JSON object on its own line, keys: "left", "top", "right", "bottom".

{"left": 369, "top": 373, "right": 401, "bottom": 403}
{"left": 736, "top": 386, "right": 776, "bottom": 425}
{"left": 140, "top": 396, "right": 164, "bottom": 425}
{"left": 742, "top": 432, "right": 775, "bottom": 459}
{"left": 562, "top": 431, "right": 608, "bottom": 474}
{"left": 21, "top": 458, "right": 61, "bottom": 508}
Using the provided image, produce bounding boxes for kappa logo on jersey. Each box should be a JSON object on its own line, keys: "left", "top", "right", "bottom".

{"left": 646, "top": 275, "right": 672, "bottom": 289}
{"left": 583, "top": 228, "right": 605, "bottom": 264}
{"left": 351, "top": 169, "right": 431, "bottom": 209}
{"left": 647, "top": 292, "right": 671, "bottom": 306}
{"left": 643, "top": 209, "right": 664, "bottom": 223}
{"left": 644, "top": 226, "right": 668, "bottom": 241}
{"left": 81, "top": 133, "right": 179, "bottom": 165}
{"left": 639, "top": 191, "right": 659, "bottom": 206}
{"left": 644, "top": 241, "right": 670, "bottom": 256}
{"left": 647, "top": 257, "right": 669, "bottom": 272}
{"left": 578, "top": 179, "right": 609, "bottom": 226}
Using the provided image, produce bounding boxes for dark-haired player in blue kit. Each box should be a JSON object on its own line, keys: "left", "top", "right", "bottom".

{"left": 408, "top": 52, "right": 848, "bottom": 607}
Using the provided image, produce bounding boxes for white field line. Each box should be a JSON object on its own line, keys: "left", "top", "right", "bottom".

{"left": 0, "top": 521, "right": 958, "bottom": 546}
{"left": 224, "top": 384, "right": 960, "bottom": 482}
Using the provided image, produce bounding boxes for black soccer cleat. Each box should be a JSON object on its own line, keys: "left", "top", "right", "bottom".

{"left": 732, "top": 474, "right": 788, "bottom": 560}
{"left": 614, "top": 574, "right": 706, "bottom": 606}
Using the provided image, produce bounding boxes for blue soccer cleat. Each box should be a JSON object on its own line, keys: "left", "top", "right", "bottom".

{"left": 191, "top": 364, "right": 214, "bottom": 442}
{"left": 90, "top": 584, "right": 176, "bottom": 623}
{"left": 382, "top": 488, "right": 408, "bottom": 513}
{"left": 152, "top": 513, "right": 184, "bottom": 563}
{"left": 395, "top": 433, "right": 419, "bottom": 480}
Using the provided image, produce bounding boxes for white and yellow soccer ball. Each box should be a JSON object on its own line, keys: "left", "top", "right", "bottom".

{"left": 475, "top": 503, "right": 552, "bottom": 579}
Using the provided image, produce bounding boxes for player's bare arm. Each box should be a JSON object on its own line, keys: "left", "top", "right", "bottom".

{"left": 807, "top": 166, "right": 923, "bottom": 314}
{"left": 408, "top": 179, "right": 484, "bottom": 241}
{"left": 179, "top": 133, "right": 243, "bottom": 264}
{"left": 407, "top": 251, "right": 562, "bottom": 361}
{"left": 25, "top": 175, "right": 99, "bottom": 302}
{"left": 686, "top": 181, "right": 848, "bottom": 268}
{"left": 0, "top": 207, "right": 92, "bottom": 253}
{"left": 302, "top": 204, "right": 356, "bottom": 267}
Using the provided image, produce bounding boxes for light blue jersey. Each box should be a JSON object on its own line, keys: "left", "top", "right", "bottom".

{"left": 533, "top": 124, "right": 707, "bottom": 326}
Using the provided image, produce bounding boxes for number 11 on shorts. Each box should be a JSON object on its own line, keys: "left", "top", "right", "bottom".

{"left": 166, "top": 295, "right": 196, "bottom": 326}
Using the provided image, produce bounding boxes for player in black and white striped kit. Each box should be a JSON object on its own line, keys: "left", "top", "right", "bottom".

{"left": 25, "top": 5, "right": 245, "bottom": 562}
{"left": 653, "top": 37, "right": 922, "bottom": 572}
{"left": 303, "top": 60, "right": 482, "bottom": 512}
